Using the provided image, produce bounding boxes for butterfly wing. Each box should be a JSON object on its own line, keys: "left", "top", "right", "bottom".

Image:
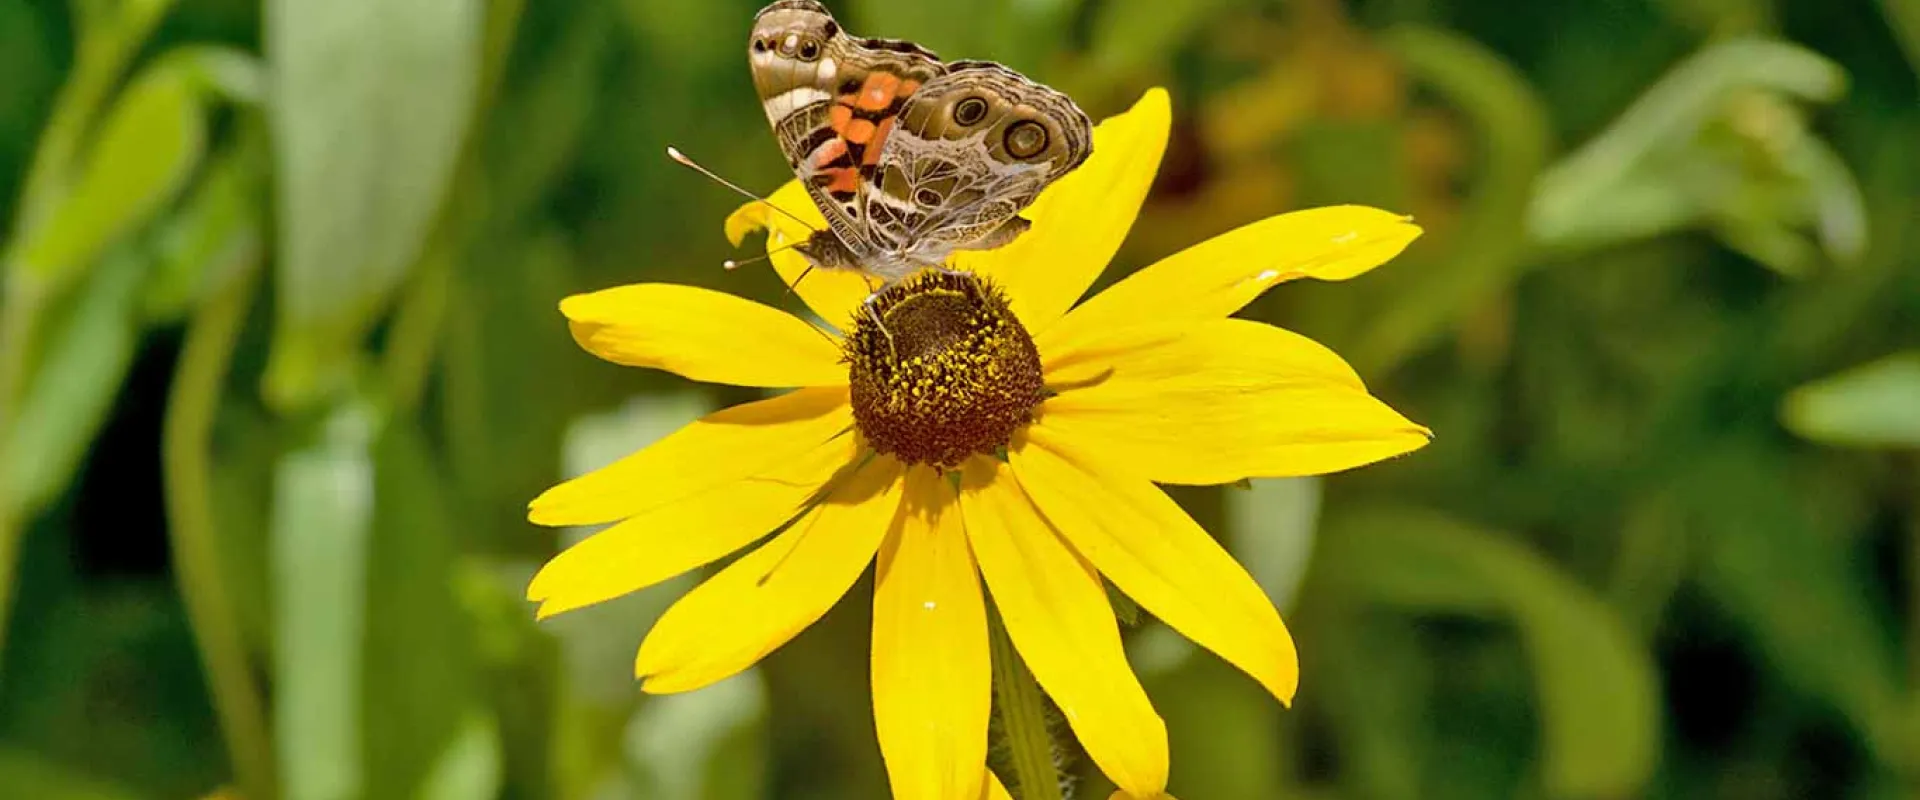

{"left": 868, "top": 61, "right": 1093, "bottom": 262}
{"left": 749, "top": 1, "right": 943, "bottom": 266}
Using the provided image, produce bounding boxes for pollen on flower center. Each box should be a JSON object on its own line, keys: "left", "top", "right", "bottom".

{"left": 846, "top": 270, "right": 1045, "bottom": 469}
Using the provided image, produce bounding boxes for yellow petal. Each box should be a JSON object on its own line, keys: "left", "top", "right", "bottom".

{"left": 635, "top": 455, "right": 904, "bottom": 693}
{"left": 1109, "top": 793, "right": 1178, "bottom": 800}
{"left": 724, "top": 180, "right": 875, "bottom": 331}
{"left": 526, "top": 431, "right": 861, "bottom": 618}
{"left": 873, "top": 468, "right": 989, "bottom": 800}
{"left": 957, "top": 459, "right": 1168, "bottom": 796}
{"left": 1045, "top": 206, "right": 1421, "bottom": 349}
{"left": 561, "top": 283, "right": 844, "bottom": 387}
{"left": 528, "top": 386, "right": 851, "bottom": 527}
{"left": 1039, "top": 319, "right": 1430, "bottom": 484}
{"left": 1011, "top": 431, "right": 1298, "bottom": 704}
{"left": 954, "top": 88, "right": 1171, "bottom": 335}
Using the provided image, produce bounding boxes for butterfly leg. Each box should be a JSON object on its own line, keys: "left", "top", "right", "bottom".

{"left": 861, "top": 291, "right": 898, "bottom": 360}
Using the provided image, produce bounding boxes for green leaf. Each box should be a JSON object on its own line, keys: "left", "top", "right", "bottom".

{"left": 1780, "top": 352, "right": 1920, "bottom": 448}
{"left": 156, "top": 45, "right": 267, "bottom": 107}
{"left": 2, "top": 250, "right": 146, "bottom": 515}
{"left": 416, "top": 713, "right": 503, "bottom": 800}
{"left": 0, "top": 747, "right": 142, "bottom": 800}
{"left": 362, "top": 420, "right": 489, "bottom": 799}
{"left": 9, "top": 0, "right": 177, "bottom": 234}
{"left": 143, "top": 130, "right": 266, "bottom": 322}
{"left": 1148, "top": 653, "right": 1288, "bottom": 800}
{"left": 1528, "top": 38, "right": 1850, "bottom": 257}
{"left": 1323, "top": 507, "right": 1660, "bottom": 799}
{"left": 8, "top": 63, "right": 204, "bottom": 287}
{"left": 272, "top": 402, "right": 379, "bottom": 800}
{"left": 264, "top": 0, "right": 483, "bottom": 410}
{"left": 1681, "top": 448, "right": 1905, "bottom": 763}
{"left": 626, "top": 671, "right": 769, "bottom": 800}
{"left": 1087, "top": 0, "right": 1231, "bottom": 77}
{"left": 1223, "top": 477, "right": 1322, "bottom": 612}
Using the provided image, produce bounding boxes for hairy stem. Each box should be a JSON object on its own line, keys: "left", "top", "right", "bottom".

{"left": 991, "top": 615, "right": 1065, "bottom": 800}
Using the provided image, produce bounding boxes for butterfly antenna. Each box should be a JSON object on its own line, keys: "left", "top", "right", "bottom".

{"left": 721, "top": 238, "right": 805, "bottom": 270}
{"left": 666, "top": 146, "right": 818, "bottom": 231}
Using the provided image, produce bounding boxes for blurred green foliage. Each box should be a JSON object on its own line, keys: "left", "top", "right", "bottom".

{"left": 0, "top": 0, "right": 1916, "bottom": 798}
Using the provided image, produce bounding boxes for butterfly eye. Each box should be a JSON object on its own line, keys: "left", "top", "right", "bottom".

{"left": 1003, "top": 120, "right": 1050, "bottom": 159}
{"left": 953, "top": 97, "right": 990, "bottom": 126}
{"left": 799, "top": 40, "right": 821, "bottom": 60}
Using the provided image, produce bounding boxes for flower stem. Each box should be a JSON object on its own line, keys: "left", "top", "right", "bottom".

{"left": 163, "top": 261, "right": 276, "bottom": 800}
{"left": 990, "top": 615, "right": 1065, "bottom": 800}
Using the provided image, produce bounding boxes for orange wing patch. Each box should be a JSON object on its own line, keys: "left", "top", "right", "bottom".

{"left": 856, "top": 73, "right": 901, "bottom": 111}
{"left": 863, "top": 117, "right": 896, "bottom": 166}
{"left": 822, "top": 167, "right": 859, "bottom": 194}
{"left": 845, "top": 118, "right": 877, "bottom": 145}
{"left": 818, "top": 72, "right": 926, "bottom": 195}
{"left": 813, "top": 138, "right": 850, "bottom": 169}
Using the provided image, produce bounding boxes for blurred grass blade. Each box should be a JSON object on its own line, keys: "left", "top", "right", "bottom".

{"left": 273, "top": 403, "right": 379, "bottom": 800}
{"left": 0, "top": 747, "right": 141, "bottom": 800}
{"left": 1223, "top": 477, "right": 1322, "bottom": 612}
{"left": 1781, "top": 353, "right": 1920, "bottom": 448}
{"left": 363, "top": 421, "right": 489, "bottom": 797}
{"left": 1355, "top": 26, "right": 1551, "bottom": 373}
{"left": 264, "top": 0, "right": 483, "bottom": 409}
{"left": 8, "top": 62, "right": 205, "bottom": 287}
{"left": 1324, "top": 507, "right": 1660, "bottom": 798}
{"left": 416, "top": 713, "right": 503, "bottom": 800}
{"left": 2, "top": 250, "right": 146, "bottom": 515}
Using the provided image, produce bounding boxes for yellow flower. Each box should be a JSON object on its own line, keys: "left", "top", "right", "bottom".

{"left": 526, "top": 88, "right": 1428, "bottom": 800}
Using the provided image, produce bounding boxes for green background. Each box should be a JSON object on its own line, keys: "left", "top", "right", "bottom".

{"left": 1, "top": 0, "right": 1917, "bottom": 798}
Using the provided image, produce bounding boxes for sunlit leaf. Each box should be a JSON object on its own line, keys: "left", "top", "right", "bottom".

{"left": 1322, "top": 507, "right": 1660, "bottom": 799}
{"left": 9, "top": 63, "right": 203, "bottom": 286}
{"left": 1780, "top": 353, "right": 1920, "bottom": 448}
{"left": 264, "top": 0, "right": 483, "bottom": 409}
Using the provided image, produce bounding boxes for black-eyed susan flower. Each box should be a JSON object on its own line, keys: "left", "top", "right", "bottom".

{"left": 527, "top": 88, "right": 1428, "bottom": 800}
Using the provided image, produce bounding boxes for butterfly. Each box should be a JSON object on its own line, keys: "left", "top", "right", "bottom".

{"left": 746, "top": 0, "right": 1093, "bottom": 284}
